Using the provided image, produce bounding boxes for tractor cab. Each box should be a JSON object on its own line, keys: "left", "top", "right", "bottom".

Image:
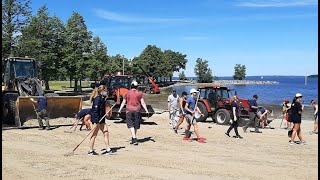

{"left": 198, "top": 85, "right": 232, "bottom": 112}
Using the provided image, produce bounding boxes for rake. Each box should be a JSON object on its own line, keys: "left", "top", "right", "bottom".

{"left": 64, "top": 103, "right": 117, "bottom": 157}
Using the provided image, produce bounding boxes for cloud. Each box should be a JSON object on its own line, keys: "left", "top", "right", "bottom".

{"left": 236, "top": 0, "right": 318, "bottom": 7}
{"left": 93, "top": 9, "right": 195, "bottom": 24}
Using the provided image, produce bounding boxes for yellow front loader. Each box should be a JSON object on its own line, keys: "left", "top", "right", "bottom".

{"left": 2, "top": 57, "right": 82, "bottom": 127}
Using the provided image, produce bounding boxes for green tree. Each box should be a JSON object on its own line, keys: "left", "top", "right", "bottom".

{"left": 86, "top": 36, "right": 108, "bottom": 82}
{"left": 233, "top": 64, "right": 246, "bottom": 80}
{"left": 2, "top": 0, "right": 31, "bottom": 57}
{"left": 17, "top": 5, "right": 65, "bottom": 90}
{"left": 194, "top": 58, "right": 213, "bottom": 83}
{"left": 163, "top": 50, "right": 187, "bottom": 81}
{"left": 62, "top": 12, "right": 92, "bottom": 91}
{"left": 179, "top": 71, "right": 187, "bottom": 80}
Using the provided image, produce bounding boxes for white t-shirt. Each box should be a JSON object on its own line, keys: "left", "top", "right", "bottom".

{"left": 168, "top": 94, "right": 179, "bottom": 110}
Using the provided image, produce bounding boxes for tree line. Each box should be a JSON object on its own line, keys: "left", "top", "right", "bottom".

{"left": 2, "top": 0, "right": 246, "bottom": 90}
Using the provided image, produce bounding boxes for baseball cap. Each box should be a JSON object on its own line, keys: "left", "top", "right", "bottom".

{"left": 131, "top": 80, "right": 138, "bottom": 86}
{"left": 284, "top": 99, "right": 289, "bottom": 103}
{"left": 253, "top": 94, "right": 258, "bottom": 99}
{"left": 295, "top": 93, "right": 303, "bottom": 98}
{"left": 182, "top": 91, "right": 188, "bottom": 96}
{"left": 190, "top": 88, "right": 199, "bottom": 94}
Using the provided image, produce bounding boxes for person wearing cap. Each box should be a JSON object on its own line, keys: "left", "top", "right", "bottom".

{"left": 310, "top": 99, "right": 318, "bottom": 135}
{"left": 282, "top": 99, "right": 292, "bottom": 129}
{"left": 168, "top": 88, "right": 180, "bottom": 129}
{"left": 289, "top": 93, "right": 305, "bottom": 145}
{"left": 118, "top": 80, "right": 149, "bottom": 145}
{"left": 183, "top": 88, "right": 206, "bottom": 143}
{"left": 243, "top": 94, "right": 262, "bottom": 133}
{"left": 225, "top": 95, "right": 243, "bottom": 139}
{"left": 174, "top": 91, "right": 188, "bottom": 133}
{"left": 30, "top": 96, "right": 50, "bottom": 130}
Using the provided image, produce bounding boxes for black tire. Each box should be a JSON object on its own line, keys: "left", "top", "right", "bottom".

{"left": 45, "top": 93, "right": 59, "bottom": 97}
{"left": 214, "top": 109, "right": 230, "bottom": 125}
{"left": 196, "top": 102, "right": 208, "bottom": 122}
{"left": 4, "top": 93, "right": 20, "bottom": 126}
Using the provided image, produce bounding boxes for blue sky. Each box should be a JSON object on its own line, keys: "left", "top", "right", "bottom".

{"left": 31, "top": 0, "right": 318, "bottom": 77}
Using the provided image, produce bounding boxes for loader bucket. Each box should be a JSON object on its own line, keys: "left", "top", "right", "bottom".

{"left": 16, "top": 96, "right": 82, "bottom": 125}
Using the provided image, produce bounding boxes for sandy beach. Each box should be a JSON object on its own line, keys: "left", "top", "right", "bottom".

{"left": 2, "top": 108, "right": 318, "bottom": 180}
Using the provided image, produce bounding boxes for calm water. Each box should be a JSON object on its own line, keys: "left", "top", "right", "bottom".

{"left": 172, "top": 76, "right": 318, "bottom": 107}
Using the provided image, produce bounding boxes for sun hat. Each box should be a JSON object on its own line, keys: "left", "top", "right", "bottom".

{"left": 295, "top": 93, "right": 303, "bottom": 98}
{"left": 190, "top": 88, "right": 199, "bottom": 94}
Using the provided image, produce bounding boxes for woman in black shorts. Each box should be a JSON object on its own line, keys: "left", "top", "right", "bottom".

{"left": 289, "top": 93, "right": 305, "bottom": 145}
{"left": 88, "top": 85, "right": 113, "bottom": 155}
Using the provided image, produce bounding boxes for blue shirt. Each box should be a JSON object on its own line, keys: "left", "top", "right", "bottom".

{"left": 77, "top": 108, "right": 91, "bottom": 119}
{"left": 231, "top": 101, "right": 239, "bottom": 116}
{"left": 249, "top": 99, "right": 258, "bottom": 112}
{"left": 186, "top": 96, "right": 196, "bottom": 114}
{"left": 36, "top": 97, "right": 47, "bottom": 112}
{"left": 90, "top": 95, "right": 106, "bottom": 120}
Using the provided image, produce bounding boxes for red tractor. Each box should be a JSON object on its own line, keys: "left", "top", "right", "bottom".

{"left": 195, "top": 85, "right": 250, "bottom": 125}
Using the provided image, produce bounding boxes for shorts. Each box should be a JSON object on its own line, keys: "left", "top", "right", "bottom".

{"left": 126, "top": 111, "right": 142, "bottom": 129}
{"left": 285, "top": 113, "right": 289, "bottom": 121}
{"left": 185, "top": 114, "right": 197, "bottom": 125}
{"left": 91, "top": 116, "right": 105, "bottom": 124}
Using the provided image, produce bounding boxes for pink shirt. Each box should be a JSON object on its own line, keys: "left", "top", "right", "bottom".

{"left": 124, "top": 89, "right": 143, "bottom": 112}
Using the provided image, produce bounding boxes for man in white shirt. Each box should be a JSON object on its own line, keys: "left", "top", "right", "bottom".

{"left": 168, "top": 88, "right": 179, "bottom": 129}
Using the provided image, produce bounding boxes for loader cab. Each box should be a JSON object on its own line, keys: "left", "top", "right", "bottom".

{"left": 3, "top": 57, "right": 38, "bottom": 90}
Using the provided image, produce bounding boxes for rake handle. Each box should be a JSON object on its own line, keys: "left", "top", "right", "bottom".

{"left": 68, "top": 103, "right": 117, "bottom": 154}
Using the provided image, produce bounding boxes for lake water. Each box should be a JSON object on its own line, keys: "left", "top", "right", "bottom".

{"left": 171, "top": 76, "right": 318, "bottom": 107}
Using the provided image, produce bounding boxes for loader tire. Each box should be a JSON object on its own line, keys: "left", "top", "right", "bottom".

{"left": 4, "top": 93, "right": 19, "bottom": 125}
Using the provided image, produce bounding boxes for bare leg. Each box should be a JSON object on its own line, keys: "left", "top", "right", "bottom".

{"left": 314, "top": 117, "right": 318, "bottom": 132}
{"left": 83, "top": 115, "right": 91, "bottom": 130}
{"left": 175, "top": 115, "right": 185, "bottom": 130}
{"left": 100, "top": 123, "right": 111, "bottom": 151}
{"left": 89, "top": 124, "right": 99, "bottom": 151}
{"left": 193, "top": 123, "right": 200, "bottom": 138}
{"left": 290, "top": 123, "right": 299, "bottom": 142}
{"left": 297, "top": 125, "right": 303, "bottom": 141}
{"left": 130, "top": 127, "right": 136, "bottom": 138}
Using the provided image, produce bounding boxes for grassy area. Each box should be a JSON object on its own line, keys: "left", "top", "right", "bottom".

{"left": 47, "top": 81, "right": 93, "bottom": 90}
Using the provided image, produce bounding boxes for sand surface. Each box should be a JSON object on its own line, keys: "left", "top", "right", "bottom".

{"left": 2, "top": 112, "right": 318, "bottom": 180}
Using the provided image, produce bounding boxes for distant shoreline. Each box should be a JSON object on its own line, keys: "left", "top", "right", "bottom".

{"left": 167, "top": 80, "right": 279, "bottom": 87}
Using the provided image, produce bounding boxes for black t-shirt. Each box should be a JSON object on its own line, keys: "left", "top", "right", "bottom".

{"left": 77, "top": 108, "right": 91, "bottom": 119}
{"left": 290, "top": 101, "right": 302, "bottom": 121}
{"left": 249, "top": 99, "right": 258, "bottom": 112}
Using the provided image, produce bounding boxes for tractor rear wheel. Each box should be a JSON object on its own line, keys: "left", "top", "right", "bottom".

{"left": 214, "top": 109, "right": 230, "bottom": 125}
{"left": 196, "top": 102, "right": 208, "bottom": 122}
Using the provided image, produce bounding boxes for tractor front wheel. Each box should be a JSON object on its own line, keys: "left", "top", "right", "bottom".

{"left": 214, "top": 109, "right": 230, "bottom": 125}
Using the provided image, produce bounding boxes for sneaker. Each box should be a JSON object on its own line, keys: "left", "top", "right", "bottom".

{"left": 289, "top": 140, "right": 295, "bottom": 146}
{"left": 133, "top": 138, "right": 138, "bottom": 145}
{"left": 224, "top": 133, "right": 230, "bottom": 138}
{"left": 254, "top": 130, "right": 262, "bottom": 133}
{"left": 197, "top": 138, "right": 205, "bottom": 143}
{"left": 130, "top": 138, "right": 134, "bottom": 145}
{"left": 183, "top": 137, "right": 192, "bottom": 141}
{"left": 198, "top": 137, "right": 207, "bottom": 141}
{"left": 101, "top": 149, "right": 114, "bottom": 155}
{"left": 88, "top": 150, "right": 99, "bottom": 155}
{"left": 299, "top": 140, "right": 307, "bottom": 145}
{"left": 234, "top": 135, "right": 243, "bottom": 139}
